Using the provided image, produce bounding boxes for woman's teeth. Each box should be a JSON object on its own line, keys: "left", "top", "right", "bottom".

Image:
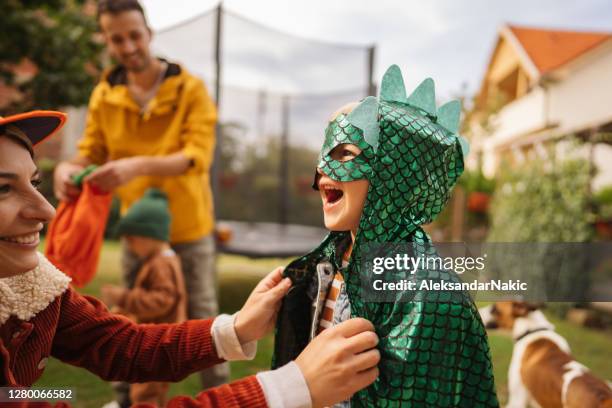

{"left": 0, "top": 232, "right": 39, "bottom": 245}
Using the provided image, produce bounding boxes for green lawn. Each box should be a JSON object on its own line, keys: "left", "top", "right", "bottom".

{"left": 35, "top": 242, "right": 612, "bottom": 407}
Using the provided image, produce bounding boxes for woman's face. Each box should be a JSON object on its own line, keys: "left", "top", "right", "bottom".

{"left": 0, "top": 137, "right": 55, "bottom": 278}
{"left": 317, "top": 143, "right": 369, "bottom": 233}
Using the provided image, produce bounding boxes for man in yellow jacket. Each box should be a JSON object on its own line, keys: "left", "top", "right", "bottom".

{"left": 53, "top": 0, "right": 228, "bottom": 396}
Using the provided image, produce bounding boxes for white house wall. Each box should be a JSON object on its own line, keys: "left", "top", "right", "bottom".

{"left": 489, "top": 87, "right": 547, "bottom": 146}
{"left": 537, "top": 41, "right": 612, "bottom": 191}
{"left": 480, "top": 87, "right": 547, "bottom": 177}
{"left": 480, "top": 40, "right": 612, "bottom": 188}
{"left": 547, "top": 40, "right": 612, "bottom": 136}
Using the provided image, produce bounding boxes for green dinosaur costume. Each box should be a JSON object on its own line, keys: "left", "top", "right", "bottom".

{"left": 273, "top": 65, "right": 499, "bottom": 407}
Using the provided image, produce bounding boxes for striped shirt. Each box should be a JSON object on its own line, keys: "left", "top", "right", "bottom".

{"left": 317, "top": 272, "right": 345, "bottom": 334}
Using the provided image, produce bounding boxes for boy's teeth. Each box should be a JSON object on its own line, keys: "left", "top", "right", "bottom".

{"left": 0, "top": 233, "right": 38, "bottom": 244}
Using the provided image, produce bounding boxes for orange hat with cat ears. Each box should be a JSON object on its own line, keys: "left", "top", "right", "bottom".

{"left": 0, "top": 110, "right": 67, "bottom": 146}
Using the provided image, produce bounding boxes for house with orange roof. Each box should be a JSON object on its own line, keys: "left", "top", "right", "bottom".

{"left": 467, "top": 24, "right": 612, "bottom": 190}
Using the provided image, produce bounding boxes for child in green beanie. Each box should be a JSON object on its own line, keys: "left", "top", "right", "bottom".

{"left": 101, "top": 188, "right": 187, "bottom": 407}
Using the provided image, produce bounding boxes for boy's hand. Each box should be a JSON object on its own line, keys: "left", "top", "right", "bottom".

{"left": 296, "top": 318, "right": 380, "bottom": 407}
{"left": 101, "top": 284, "right": 126, "bottom": 307}
{"left": 234, "top": 267, "right": 291, "bottom": 344}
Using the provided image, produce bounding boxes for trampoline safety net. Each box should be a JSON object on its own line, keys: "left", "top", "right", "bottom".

{"left": 153, "top": 7, "right": 374, "bottom": 227}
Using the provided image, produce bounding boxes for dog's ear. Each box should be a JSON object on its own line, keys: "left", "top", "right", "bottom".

{"left": 512, "top": 301, "right": 538, "bottom": 317}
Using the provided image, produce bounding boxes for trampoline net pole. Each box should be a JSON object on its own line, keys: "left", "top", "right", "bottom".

{"left": 279, "top": 94, "right": 290, "bottom": 225}
{"left": 212, "top": 2, "right": 223, "bottom": 219}
{"left": 368, "top": 45, "right": 377, "bottom": 96}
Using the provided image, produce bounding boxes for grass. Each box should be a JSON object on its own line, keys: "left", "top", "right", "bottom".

{"left": 35, "top": 241, "right": 286, "bottom": 407}
{"left": 477, "top": 308, "right": 612, "bottom": 405}
{"left": 35, "top": 242, "right": 612, "bottom": 407}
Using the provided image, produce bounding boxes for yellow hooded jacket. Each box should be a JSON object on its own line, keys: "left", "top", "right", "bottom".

{"left": 77, "top": 61, "right": 217, "bottom": 243}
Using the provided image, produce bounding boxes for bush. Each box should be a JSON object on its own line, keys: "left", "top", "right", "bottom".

{"left": 486, "top": 149, "right": 594, "bottom": 315}
{"left": 594, "top": 185, "right": 612, "bottom": 220}
{"left": 488, "top": 158, "right": 592, "bottom": 243}
{"left": 459, "top": 168, "right": 496, "bottom": 195}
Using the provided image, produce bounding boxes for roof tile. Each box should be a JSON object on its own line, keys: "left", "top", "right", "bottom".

{"left": 509, "top": 25, "right": 611, "bottom": 73}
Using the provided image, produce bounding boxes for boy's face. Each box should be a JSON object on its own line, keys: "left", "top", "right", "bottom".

{"left": 315, "top": 104, "right": 375, "bottom": 234}
{"left": 317, "top": 143, "right": 369, "bottom": 233}
{"left": 124, "top": 235, "right": 161, "bottom": 258}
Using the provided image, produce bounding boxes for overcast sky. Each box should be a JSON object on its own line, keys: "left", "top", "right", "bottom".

{"left": 141, "top": 0, "right": 611, "bottom": 100}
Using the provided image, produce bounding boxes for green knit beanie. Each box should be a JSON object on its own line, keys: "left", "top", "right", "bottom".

{"left": 117, "top": 188, "right": 171, "bottom": 241}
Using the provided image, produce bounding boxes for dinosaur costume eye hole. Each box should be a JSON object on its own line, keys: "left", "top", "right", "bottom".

{"left": 329, "top": 143, "right": 362, "bottom": 162}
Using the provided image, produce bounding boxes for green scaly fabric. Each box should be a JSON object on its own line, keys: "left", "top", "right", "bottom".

{"left": 273, "top": 65, "right": 499, "bottom": 407}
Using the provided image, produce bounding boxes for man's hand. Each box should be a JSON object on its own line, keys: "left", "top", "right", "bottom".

{"left": 296, "top": 318, "right": 380, "bottom": 408}
{"left": 234, "top": 267, "right": 292, "bottom": 344}
{"left": 54, "top": 162, "right": 85, "bottom": 202}
{"left": 100, "top": 284, "right": 126, "bottom": 307}
{"left": 85, "top": 157, "right": 143, "bottom": 192}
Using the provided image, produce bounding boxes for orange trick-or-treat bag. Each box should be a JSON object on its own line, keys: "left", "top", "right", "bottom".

{"left": 45, "top": 165, "right": 113, "bottom": 287}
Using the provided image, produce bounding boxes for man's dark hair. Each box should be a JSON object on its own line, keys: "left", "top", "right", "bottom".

{"left": 97, "top": 0, "right": 147, "bottom": 23}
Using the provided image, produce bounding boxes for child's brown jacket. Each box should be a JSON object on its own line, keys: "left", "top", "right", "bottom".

{"left": 117, "top": 249, "right": 188, "bottom": 324}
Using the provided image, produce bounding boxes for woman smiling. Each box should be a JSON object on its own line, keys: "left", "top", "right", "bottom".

{"left": 0, "top": 113, "right": 61, "bottom": 278}
{"left": 0, "top": 111, "right": 379, "bottom": 408}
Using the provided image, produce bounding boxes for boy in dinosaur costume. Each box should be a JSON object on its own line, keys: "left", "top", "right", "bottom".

{"left": 273, "top": 65, "right": 499, "bottom": 407}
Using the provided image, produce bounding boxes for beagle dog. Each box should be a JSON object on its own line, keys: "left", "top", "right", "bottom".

{"left": 480, "top": 302, "right": 612, "bottom": 408}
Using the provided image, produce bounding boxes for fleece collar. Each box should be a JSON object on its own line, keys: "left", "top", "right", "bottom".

{"left": 0, "top": 253, "right": 71, "bottom": 324}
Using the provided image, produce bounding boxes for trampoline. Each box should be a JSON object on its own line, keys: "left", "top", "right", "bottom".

{"left": 217, "top": 220, "right": 327, "bottom": 258}
{"left": 154, "top": 6, "right": 372, "bottom": 258}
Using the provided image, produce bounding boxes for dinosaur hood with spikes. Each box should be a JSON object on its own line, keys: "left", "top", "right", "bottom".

{"left": 273, "top": 65, "right": 499, "bottom": 407}
{"left": 315, "top": 64, "right": 469, "bottom": 241}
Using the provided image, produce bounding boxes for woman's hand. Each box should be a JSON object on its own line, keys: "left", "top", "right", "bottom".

{"left": 234, "top": 267, "right": 291, "bottom": 344}
{"left": 296, "top": 318, "right": 380, "bottom": 408}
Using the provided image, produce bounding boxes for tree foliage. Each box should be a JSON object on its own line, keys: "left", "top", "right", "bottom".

{"left": 0, "top": 0, "right": 103, "bottom": 114}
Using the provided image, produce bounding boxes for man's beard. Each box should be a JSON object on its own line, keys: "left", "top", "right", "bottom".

{"left": 122, "top": 53, "right": 150, "bottom": 73}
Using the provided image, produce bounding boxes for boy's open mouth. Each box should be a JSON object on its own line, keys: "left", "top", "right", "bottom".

{"left": 323, "top": 186, "right": 344, "bottom": 204}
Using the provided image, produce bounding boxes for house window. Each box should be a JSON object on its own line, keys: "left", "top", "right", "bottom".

{"left": 498, "top": 68, "right": 519, "bottom": 104}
